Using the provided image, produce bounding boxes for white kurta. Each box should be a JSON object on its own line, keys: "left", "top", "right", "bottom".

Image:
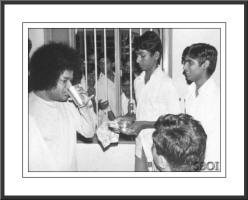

{"left": 29, "top": 115, "right": 57, "bottom": 171}
{"left": 134, "top": 66, "right": 181, "bottom": 163}
{"left": 29, "top": 92, "right": 95, "bottom": 171}
{"left": 96, "top": 73, "right": 117, "bottom": 123}
{"left": 184, "top": 77, "right": 220, "bottom": 167}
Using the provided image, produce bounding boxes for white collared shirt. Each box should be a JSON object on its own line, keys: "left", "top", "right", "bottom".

{"left": 134, "top": 66, "right": 181, "bottom": 162}
{"left": 185, "top": 77, "right": 220, "bottom": 167}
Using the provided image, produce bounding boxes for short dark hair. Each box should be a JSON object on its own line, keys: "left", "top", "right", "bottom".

{"left": 181, "top": 46, "right": 193, "bottom": 85}
{"left": 153, "top": 113, "right": 207, "bottom": 171}
{"left": 30, "top": 42, "right": 81, "bottom": 91}
{"left": 134, "top": 31, "right": 162, "bottom": 64}
{"left": 185, "top": 43, "right": 218, "bottom": 77}
{"left": 181, "top": 46, "right": 190, "bottom": 64}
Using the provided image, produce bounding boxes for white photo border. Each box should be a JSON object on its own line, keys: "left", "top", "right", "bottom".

{"left": 2, "top": 3, "right": 245, "bottom": 196}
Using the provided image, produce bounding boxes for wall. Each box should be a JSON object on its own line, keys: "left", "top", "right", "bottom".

{"left": 76, "top": 143, "right": 135, "bottom": 171}
{"left": 171, "top": 29, "right": 221, "bottom": 98}
{"left": 51, "top": 29, "right": 70, "bottom": 45}
{"left": 28, "top": 28, "right": 71, "bottom": 58}
{"left": 28, "top": 29, "right": 45, "bottom": 57}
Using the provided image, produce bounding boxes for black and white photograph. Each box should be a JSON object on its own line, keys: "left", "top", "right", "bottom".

{"left": 27, "top": 27, "right": 223, "bottom": 173}
{"left": 1, "top": 1, "right": 246, "bottom": 198}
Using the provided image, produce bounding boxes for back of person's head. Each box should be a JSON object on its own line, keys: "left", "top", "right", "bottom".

{"left": 134, "top": 31, "right": 162, "bottom": 64}
{"left": 30, "top": 42, "right": 81, "bottom": 91}
{"left": 152, "top": 113, "right": 207, "bottom": 171}
{"left": 186, "top": 43, "right": 218, "bottom": 77}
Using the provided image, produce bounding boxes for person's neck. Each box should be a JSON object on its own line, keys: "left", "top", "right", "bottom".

{"left": 34, "top": 90, "right": 52, "bottom": 102}
{"left": 195, "top": 74, "right": 210, "bottom": 91}
{"left": 144, "top": 65, "right": 157, "bottom": 84}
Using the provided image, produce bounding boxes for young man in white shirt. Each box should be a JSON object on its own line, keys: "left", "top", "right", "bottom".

{"left": 182, "top": 43, "right": 220, "bottom": 170}
{"left": 129, "top": 31, "right": 180, "bottom": 171}
{"left": 29, "top": 43, "right": 96, "bottom": 171}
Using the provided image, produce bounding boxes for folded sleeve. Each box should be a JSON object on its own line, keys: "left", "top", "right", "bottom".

{"left": 68, "top": 103, "right": 96, "bottom": 139}
{"left": 77, "top": 107, "right": 96, "bottom": 138}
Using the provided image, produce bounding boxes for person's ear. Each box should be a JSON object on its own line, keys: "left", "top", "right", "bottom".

{"left": 201, "top": 60, "right": 210, "bottom": 70}
{"left": 154, "top": 51, "right": 160, "bottom": 61}
{"left": 158, "top": 155, "right": 171, "bottom": 171}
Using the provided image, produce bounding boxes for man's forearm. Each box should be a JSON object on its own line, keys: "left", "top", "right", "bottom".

{"left": 141, "top": 121, "right": 155, "bottom": 129}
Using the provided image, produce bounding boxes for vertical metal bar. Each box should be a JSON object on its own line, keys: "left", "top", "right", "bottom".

{"left": 162, "top": 29, "right": 168, "bottom": 74}
{"left": 84, "top": 28, "right": 88, "bottom": 90}
{"left": 114, "top": 29, "right": 121, "bottom": 116}
{"left": 44, "top": 28, "right": 52, "bottom": 44}
{"left": 162, "top": 29, "right": 173, "bottom": 77}
{"left": 104, "top": 28, "right": 108, "bottom": 100}
{"left": 68, "top": 29, "right": 76, "bottom": 48}
{"left": 139, "top": 28, "right": 142, "bottom": 36}
{"left": 129, "top": 28, "right": 133, "bottom": 101}
{"left": 94, "top": 29, "right": 99, "bottom": 125}
{"left": 168, "top": 29, "right": 173, "bottom": 77}
{"left": 160, "top": 28, "right": 163, "bottom": 68}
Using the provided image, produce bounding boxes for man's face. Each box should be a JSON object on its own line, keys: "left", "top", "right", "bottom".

{"left": 121, "top": 80, "right": 131, "bottom": 98}
{"left": 99, "top": 58, "right": 112, "bottom": 72}
{"left": 183, "top": 56, "right": 205, "bottom": 83}
{"left": 182, "top": 70, "right": 193, "bottom": 85}
{"left": 47, "top": 70, "right": 73, "bottom": 102}
{"left": 122, "top": 61, "right": 131, "bottom": 74}
{"left": 136, "top": 49, "right": 158, "bottom": 71}
{"left": 88, "top": 54, "right": 95, "bottom": 64}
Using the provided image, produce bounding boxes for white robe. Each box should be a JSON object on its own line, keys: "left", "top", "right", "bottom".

{"left": 29, "top": 115, "right": 57, "bottom": 171}
{"left": 29, "top": 92, "right": 95, "bottom": 171}
{"left": 134, "top": 66, "right": 181, "bottom": 164}
{"left": 96, "top": 73, "right": 117, "bottom": 124}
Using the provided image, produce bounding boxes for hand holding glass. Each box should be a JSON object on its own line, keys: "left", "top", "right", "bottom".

{"left": 67, "top": 84, "right": 94, "bottom": 108}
